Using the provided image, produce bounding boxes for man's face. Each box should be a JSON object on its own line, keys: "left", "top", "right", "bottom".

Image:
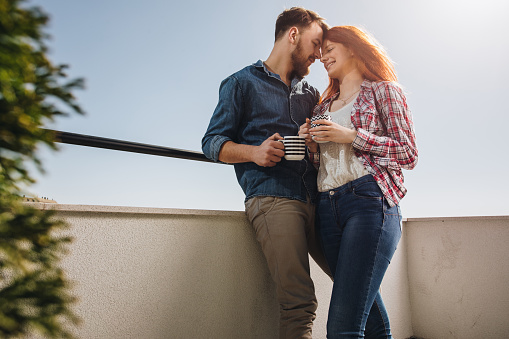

{"left": 291, "top": 22, "right": 323, "bottom": 78}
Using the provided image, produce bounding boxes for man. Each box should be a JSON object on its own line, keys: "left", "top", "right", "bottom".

{"left": 202, "top": 7, "right": 330, "bottom": 339}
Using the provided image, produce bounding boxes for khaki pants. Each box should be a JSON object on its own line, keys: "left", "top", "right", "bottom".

{"left": 245, "top": 196, "right": 331, "bottom": 339}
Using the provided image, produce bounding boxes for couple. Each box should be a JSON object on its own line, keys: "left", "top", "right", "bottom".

{"left": 202, "top": 7, "right": 418, "bottom": 339}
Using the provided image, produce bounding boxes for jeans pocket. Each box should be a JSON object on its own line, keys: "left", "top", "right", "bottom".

{"left": 383, "top": 203, "right": 401, "bottom": 216}
{"left": 383, "top": 201, "right": 402, "bottom": 234}
{"left": 351, "top": 180, "right": 383, "bottom": 200}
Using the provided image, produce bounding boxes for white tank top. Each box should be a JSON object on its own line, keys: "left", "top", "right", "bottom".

{"left": 317, "top": 95, "right": 369, "bottom": 192}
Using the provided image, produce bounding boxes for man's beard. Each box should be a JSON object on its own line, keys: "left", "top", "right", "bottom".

{"left": 291, "top": 40, "right": 311, "bottom": 79}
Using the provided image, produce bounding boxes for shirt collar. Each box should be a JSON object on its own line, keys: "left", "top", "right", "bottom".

{"left": 360, "top": 79, "right": 372, "bottom": 90}
{"left": 253, "top": 59, "right": 303, "bottom": 87}
{"left": 253, "top": 59, "right": 265, "bottom": 70}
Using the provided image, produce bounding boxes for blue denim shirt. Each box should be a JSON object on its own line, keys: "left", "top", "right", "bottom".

{"left": 202, "top": 60, "right": 319, "bottom": 203}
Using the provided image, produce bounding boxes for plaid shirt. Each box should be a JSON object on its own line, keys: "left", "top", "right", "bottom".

{"left": 311, "top": 80, "right": 418, "bottom": 206}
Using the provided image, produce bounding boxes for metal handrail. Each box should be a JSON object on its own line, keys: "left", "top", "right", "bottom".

{"left": 47, "top": 129, "right": 215, "bottom": 163}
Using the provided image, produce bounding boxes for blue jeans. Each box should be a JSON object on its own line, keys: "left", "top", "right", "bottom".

{"left": 316, "top": 175, "right": 402, "bottom": 339}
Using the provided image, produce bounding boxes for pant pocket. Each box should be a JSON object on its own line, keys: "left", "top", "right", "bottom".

{"left": 351, "top": 180, "right": 383, "bottom": 200}
{"left": 245, "top": 196, "right": 278, "bottom": 223}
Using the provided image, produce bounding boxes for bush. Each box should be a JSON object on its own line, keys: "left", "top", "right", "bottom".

{"left": 0, "top": 0, "right": 84, "bottom": 337}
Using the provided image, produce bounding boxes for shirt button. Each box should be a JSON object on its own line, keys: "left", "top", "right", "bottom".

{"left": 329, "top": 191, "right": 335, "bottom": 196}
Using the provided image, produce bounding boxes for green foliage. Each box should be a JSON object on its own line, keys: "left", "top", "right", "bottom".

{"left": 0, "top": 200, "right": 80, "bottom": 338}
{"left": 0, "top": 0, "right": 84, "bottom": 337}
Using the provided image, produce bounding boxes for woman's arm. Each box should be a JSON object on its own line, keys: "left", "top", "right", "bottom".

{"left": 352, "top": 82, "right": 418, "bottom": 170}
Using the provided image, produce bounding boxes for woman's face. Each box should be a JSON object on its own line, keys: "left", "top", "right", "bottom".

{"left": 320, "top": 40, "right": 356, "bottom": 79}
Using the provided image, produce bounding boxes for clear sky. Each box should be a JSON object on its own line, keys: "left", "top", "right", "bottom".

{"left": 29, "top": 0, "right": 509, "bottom": 218}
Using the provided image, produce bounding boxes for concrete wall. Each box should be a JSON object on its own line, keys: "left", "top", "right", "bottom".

{"left": 30, "top": 203, "right": 413, "bottom": 339}
{"left": 405, "top": 216, "right": 509, "bottom": 339}
{"left": 31, "top": 204, "right": 508, "bottom": 338}
{"left": 49, "top": 205, "right": 280, "bottom": 339}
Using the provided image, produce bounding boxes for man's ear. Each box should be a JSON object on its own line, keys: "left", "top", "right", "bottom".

{"left": 288, "top": 26, "right": 299, "bottom": 44}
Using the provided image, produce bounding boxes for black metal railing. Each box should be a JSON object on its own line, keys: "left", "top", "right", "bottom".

{"left": 47, "top": 129, "right": 215, "bottom": 163}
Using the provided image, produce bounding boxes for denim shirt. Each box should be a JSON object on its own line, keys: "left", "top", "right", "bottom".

{"left": 202, "top": 60, "right": 319, "bottom": 203}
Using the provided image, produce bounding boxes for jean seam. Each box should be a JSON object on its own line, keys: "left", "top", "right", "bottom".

{"left": 351, "top": 193, "right": 383, "bottom": 201}
{"left": 351, "top": 180, "right": 383, "bottom": 201}
{"left": 373, "top": 299, "right": 391, "bottom": 338}
{"left": 359, "top": 220, "right": 384, "bottom": 337}
{"left": 324, "top": 195, "right": 338, "bottom": 276}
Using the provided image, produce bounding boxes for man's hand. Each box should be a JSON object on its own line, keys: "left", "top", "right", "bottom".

{"left": 218, "top": 133, "right": 284, "bottom": 166}
{"left": 252, "top": 133, "right": 284, "bottom": 167}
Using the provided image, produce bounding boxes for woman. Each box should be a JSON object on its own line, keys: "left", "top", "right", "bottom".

{"left": 299, "top": 26, "right": 418, "bottom": 338}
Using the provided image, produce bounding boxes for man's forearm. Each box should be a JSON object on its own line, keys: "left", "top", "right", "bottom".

{"left": 218, "top": 141, "right": 256, "bottom": 164}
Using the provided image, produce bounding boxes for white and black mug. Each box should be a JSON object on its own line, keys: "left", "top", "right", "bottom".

{"left": 280, "top": 136, "right": 306, "bottom": 160}
{"left": 310, "top": 114, "right": 332, "bottom": 144}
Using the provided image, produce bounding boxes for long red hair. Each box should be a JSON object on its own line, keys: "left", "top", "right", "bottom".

{"left": 321, "top": 26, "right": 398, "bottom": 102}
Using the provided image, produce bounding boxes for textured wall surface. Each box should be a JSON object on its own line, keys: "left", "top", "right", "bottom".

{"left": 405, "top": 216, "right": 509, "bottom": 339}
{"left": 44, "top": 204, "right": 509, "bottom": 338}
{"left": 35, "top": 204, "right": 339, "bottom": 338}
{"left": 56, "top": 206, "right": 280, "bottom": 338}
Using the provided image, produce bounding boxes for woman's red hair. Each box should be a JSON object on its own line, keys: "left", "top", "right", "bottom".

{"left": 321, "top": 26, "right": 398, "bottom": 102}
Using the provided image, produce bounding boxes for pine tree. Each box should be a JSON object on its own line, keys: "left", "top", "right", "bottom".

{"left": 0, "top": 0, "right": 84, "bottom": 337}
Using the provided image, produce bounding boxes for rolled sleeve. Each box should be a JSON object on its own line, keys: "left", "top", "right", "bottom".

{"left": 202, "top": 76, "right": 244, "bottom": 162}
{"left": 352, "top": 128, "right": 371, "bottom": 150}
{"left": 206, "top": 134, "right": 231, "bottom": 162}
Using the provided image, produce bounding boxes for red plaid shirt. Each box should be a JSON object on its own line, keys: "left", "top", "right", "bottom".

{"left": 311, "top": 80, "right": 418, "bottom": 206}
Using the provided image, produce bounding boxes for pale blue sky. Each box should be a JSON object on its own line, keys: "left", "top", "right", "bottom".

{"left": 30, "top": 0, "right": 509, "bottom": 217}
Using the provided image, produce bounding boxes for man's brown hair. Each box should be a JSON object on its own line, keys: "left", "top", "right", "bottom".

{"left": 274, "top": 7, "right": 328, "bottom": 42}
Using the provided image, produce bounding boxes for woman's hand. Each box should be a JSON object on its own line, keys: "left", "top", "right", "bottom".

{"left": 299, "top": 118, "right": 318, "bottom": 153}
{"left": 310, "top": 119, "right": 358, "bottom": 144}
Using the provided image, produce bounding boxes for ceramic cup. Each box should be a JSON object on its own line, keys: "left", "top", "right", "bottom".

{"left": 280, "top": 136, "right": 306, "bottom": 160}
{"left": 310, "top": 114, "right": 332, "bottom": 144}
